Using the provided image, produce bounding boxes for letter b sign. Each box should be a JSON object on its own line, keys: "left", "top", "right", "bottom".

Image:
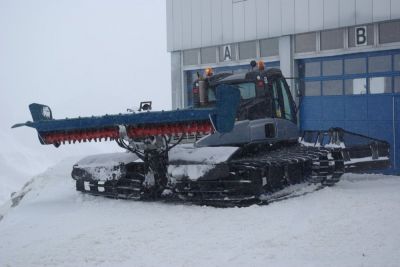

{"left": 355, "top": 26, "right": 367, "bottom": 46}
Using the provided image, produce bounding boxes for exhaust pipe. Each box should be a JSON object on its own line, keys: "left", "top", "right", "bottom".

{"left": 198, "top": 80, "right": 208, "bottom": 106}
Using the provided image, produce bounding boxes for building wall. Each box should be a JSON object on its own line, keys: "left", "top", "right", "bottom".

{"left": 166, "top": 0, "right": 400, "bottom": 171}
{"left": 167, "top": 0, "right": 400, "bottom": 52}
{"left": 170, "top": 51, "right": 182, "bottom": 109}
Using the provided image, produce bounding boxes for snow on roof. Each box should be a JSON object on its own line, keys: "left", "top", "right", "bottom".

{"left": 169, "top": 144, "right": 239, "bottom": 164}
{"left": 74, "top": 152, "right": 139, "bottom": 167}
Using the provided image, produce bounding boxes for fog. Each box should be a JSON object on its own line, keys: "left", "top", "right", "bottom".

{"left": 0, "top": 0, "right": 171, "bottom": 183}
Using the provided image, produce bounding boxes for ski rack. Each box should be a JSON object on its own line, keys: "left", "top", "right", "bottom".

{"left": 300, "top": 128, "right": 391, "bottom": 173}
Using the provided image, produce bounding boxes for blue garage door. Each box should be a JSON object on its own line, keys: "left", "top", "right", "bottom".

{"left": 299, "top": 50, "right": 400, "bottom": 172}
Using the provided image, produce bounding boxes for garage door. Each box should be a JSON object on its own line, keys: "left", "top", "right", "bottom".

{"left": 299, "top": 50, "right": 400, "bottom": 172}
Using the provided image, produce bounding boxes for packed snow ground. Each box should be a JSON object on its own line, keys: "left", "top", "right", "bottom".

{"left": 0, "top": 158, "right": 400, "bottom": 267}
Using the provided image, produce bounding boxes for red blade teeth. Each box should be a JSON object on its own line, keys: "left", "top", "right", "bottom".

{"left": 42, "top": 121, "right": 214, "bottom": 146}
{"left": 42, "top": 127, "right": 119, "bottom": 145}
{"left": 125, "top": 121, "right": 213, "bottom": 139}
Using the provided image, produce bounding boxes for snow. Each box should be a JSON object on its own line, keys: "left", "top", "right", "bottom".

{"left": 74, "top": 152, "right": 138, "bottom": 167}
{"left": 168, "top": 164, "right": 214, "bottom": 181}
{"left": 169, "top": 144, "right": 238, "bottom": 164}
{"left": 0, "top": 128, "right": 122, "bottom": 205}
{"left": 71, "top": 145, "right": 238, "bottom": 183}
{"left": 167, "top": 144, "right": 238, "bottom": 181}
{"left": 346, "top": 156, "right": 389, "bottom": 164}
{"left": 0, "top": 0, "right": 169, "bottom": 206}
{"left": 73, "top": 152, "right": 139, "bottom": 181}
{"left": 1, "top": 158, "right": 400, "bottom": 267}
{"left": 299, "top": 139, "right": 345, "bottom": 148}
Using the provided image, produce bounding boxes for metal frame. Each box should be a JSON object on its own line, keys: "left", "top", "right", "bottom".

{"left": 298, "top": 49, "right": 400, "bottom": 96}
{"left": 294, "top": 21, "right": 400, "bottom": 60}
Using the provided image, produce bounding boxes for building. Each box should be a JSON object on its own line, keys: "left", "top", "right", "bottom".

{"left": 166, "top": 0, "right": 400, "bottom": 171}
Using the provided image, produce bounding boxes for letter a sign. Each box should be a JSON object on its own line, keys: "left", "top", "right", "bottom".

{"left": 355, "top": 26, "right": 367, "bottom": 46}
{"left": 223, "top": 45, "right": 232, "bottom": 61}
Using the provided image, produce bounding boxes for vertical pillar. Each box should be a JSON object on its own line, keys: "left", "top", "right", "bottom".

{"left": 171, "top": 51, "right": 183, "bottom": 109}
{"left": 279, "top": 35, "right": 301, "bottom": 127}
{"left": 279, "top": 35, "right": 295, "bottom": 97}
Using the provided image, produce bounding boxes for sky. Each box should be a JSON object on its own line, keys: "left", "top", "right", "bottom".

{"left": 0, "top": 0, "right": 171, "bottom": 180}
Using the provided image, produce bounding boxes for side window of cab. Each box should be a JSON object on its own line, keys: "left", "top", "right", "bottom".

{"left": 270, "top": 78, "right": 297, "bottom": 123}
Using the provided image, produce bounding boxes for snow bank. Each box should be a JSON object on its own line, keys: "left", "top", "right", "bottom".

{"left": 0, "top": 130, "right": 55, "bottom": 205}
{"left": 1, "top": 158, "right": 400, "bottom": 267}
{"left": 0, "top": 128, "right": 122, "bottom": 205}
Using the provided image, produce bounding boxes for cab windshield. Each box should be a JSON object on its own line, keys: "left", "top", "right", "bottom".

{"left": 209, "top": 82, "right": 256, "bottom": 101}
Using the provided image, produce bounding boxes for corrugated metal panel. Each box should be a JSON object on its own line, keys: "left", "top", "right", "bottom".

{"left": 172, "top": 0, "right": 183, "bottom": 50}
{"left": 373, "top": 0, "right": 391, "bottom": 22}
{"left": 233, "top": 1, "right": 245, "bottom": 42}
{"left": 281, "top": 0, "right": 295, "bottom": 34}
{"left": 295, "top": 0, "right": 309, "bottom": 33}
{"left": 201, "top": 0, "right": 212, "bottom": 47}
{"left": 166, "top": 0, "right": 174, "bottom": 51}
{"left": 324, "top": 0, "right": 339, "bottom": 28}
{"left": 244, "top": 0, "right": 257, "bottom": 40}
{"left": 355, "top": 0, "right": 373, "bottom": 24}
{"left": 211, "top": 0, "right": 223, "bottom": 45}
{"left": 268, "top": 0, "right": 282, "bottom": 36}
{"left": 171, "top": 51, "right": 182, "bottom": 109}
{"left": 191, "top": 0, "right": 201, "bottom": 48}
{"left": 391, "top": 0, "right": 400, "bottom": 19}
{"left": 309, "top": 0, "right": 324, "bottom": 31}
{"left": 256, "top": 0, "right": 269, "bottom": 39}
{"left": 167, "top": 0, "right": 399, "bottom": 51}
{"left": 181, "top": 0, "right": 192, "bottom": 49}
{"left": 339, "top": 0, "right": 356, "bottom": 27}
{"left": 221, "top": 0, "right": 233, "bottom": 44}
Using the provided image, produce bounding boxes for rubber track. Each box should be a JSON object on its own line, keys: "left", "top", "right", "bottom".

{"left": 76, "top": 145, "right": 345, "bottom": 207}
{"left": 174, "top": 145, "right": 345, "bottom": 206}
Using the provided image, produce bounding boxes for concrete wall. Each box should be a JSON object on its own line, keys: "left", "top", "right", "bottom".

{"left": 167, "top": 0, "right": 400, "bottom": 52}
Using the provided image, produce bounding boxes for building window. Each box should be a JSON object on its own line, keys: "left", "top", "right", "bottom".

{"left": 348, "top": 25, "right": 374, "bottom": 47}
{"left": 344, "top": 58, "right": 366, "bottom": 74}
{"left": 219, "top": 44, "right": 236, "bottom": 62}
{"left": 239, "top": 41, "right": 256, "bottom": 60}
{"left": 260, "top": 38, "right": 279, "bottom": 57}
{"left": 395, "top": 76, "right": 400, "bottom": 93}
{"left": 200, "top": 47, "right": 217, "bottom": 64}
{"left": 304, "top": 81, "right": 321, "bottom": 96}
{"left": 322, "top": 60, "right": 343, "bottom": 76}
{"left": 295, "top": 32, "right": 316, "bottom": 53}
{"left": 345, "top": 78, "right": 367, "bottom": 95}
{"left": 368, "top": 55, "right": 392, "bottom": 73}
{"left": 369, "top": 77, "right": 393, "bottom": 94}
{"left": 394, "top": 54, "right": 400, "bottom": 71}
{"left": 183, "top": 49, "right": 199, "bottom": 66}
{"left": 300, "top": 52, "right": 400, "bottom": 98}
{"left": 320, "top": 29, "right": 344, "bottom": 51}
{"left": 304, "top": 61, "right": 321, "bottom": 77}
{"left": 322, "top": 80, "right": 343, "bottom": 95}
{"left": 379, "top": 20, "right": 400, "bottom": 44}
